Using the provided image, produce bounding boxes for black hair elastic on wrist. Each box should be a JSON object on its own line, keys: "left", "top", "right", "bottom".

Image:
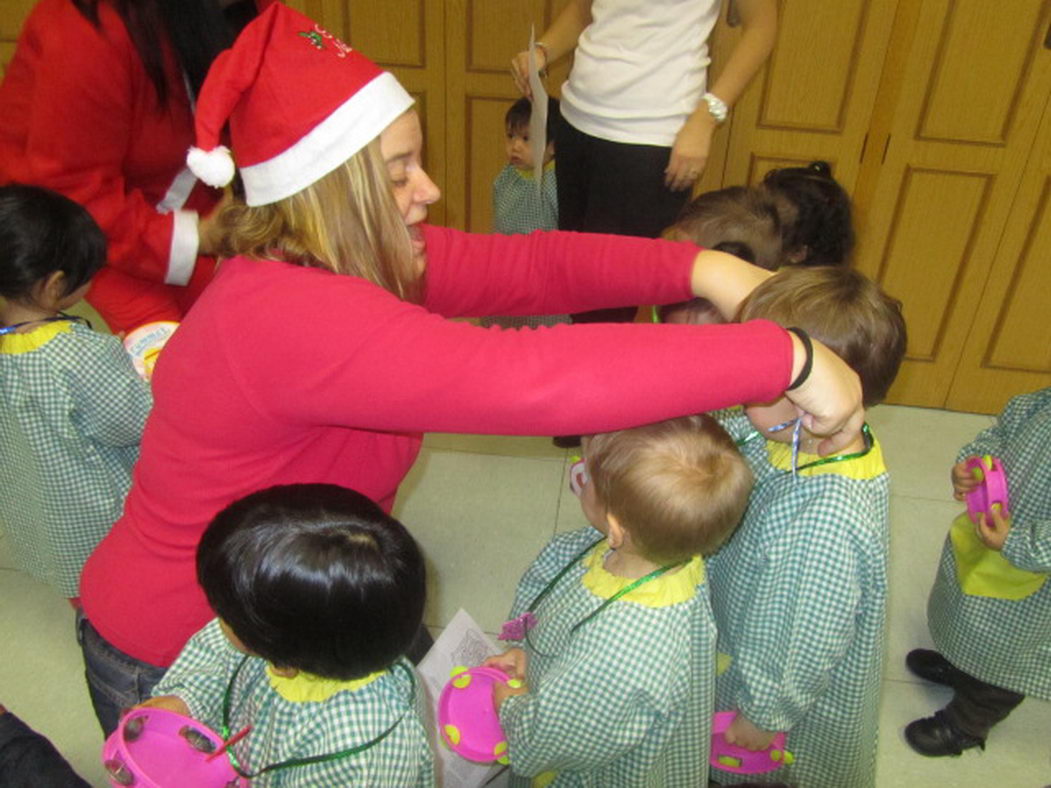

{"left": 785, "top": 327, "right": 813, "bottom": 390}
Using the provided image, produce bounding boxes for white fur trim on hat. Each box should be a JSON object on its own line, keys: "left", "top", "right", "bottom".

{"left": 239, "top": 72, "right": 414, "bottom": 206}
{"left": 187, "top": 145, "right": 236, "bottom": 188}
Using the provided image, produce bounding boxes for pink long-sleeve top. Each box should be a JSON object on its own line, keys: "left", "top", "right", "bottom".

{"left": 81, "top": 226, "right": 792, "bottom": 666}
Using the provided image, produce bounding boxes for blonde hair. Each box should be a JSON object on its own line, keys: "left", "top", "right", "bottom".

{"left": 218, "top": 138, "right": 421, "bottom": 302}
{"left": 739, "top": 266, "right": 907, "bottom": 407}
{"left": 587, "top": 414, "right": 753, "bottom": 563}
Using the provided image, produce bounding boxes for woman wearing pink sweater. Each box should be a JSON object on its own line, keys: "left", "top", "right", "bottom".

{"left": 79, "top": 4, "right": 863, "bottom": 735}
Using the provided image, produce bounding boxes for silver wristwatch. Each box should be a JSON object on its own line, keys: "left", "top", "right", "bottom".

{"left": 702, "top": 92, "right": 728, "bottom": 124}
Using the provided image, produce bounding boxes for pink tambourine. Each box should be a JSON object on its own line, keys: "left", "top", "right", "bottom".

{"left": 965, "top": 455, "right": 1009, "bottom": 525}
{"left": 710, "top": 711, "right": 794, "bottom": 775}
{"left": 438, "top": 665, "right": 514, "bottom": 764}
{"left": 102, "top": 707, "right": 245, "bottom": 788}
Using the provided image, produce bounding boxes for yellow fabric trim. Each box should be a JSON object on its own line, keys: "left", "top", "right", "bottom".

{"left": 716, "top": 652, "right": 733, "bottom": 676}
{"left": 266, "top": 666, "right": 386, "bottom": 703}
{"left": 949, "top": 511, "right": 1047, "bottom": 600}
{"left": 515, "top": 160, "right": 557, "bottom": 180}
{"left": 579, "top": 540, "right": 703, "bottom": 607}
{"left": 0, "top": 321, "right": 72, "bottom": 354}
{"left": 765, "top": 432, "right": 886, "bottom": 480}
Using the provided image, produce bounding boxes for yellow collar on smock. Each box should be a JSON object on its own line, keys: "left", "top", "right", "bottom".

{"left": 266, "top": 666, "right": 386, "bottom": 703}
{"left": 0, "top": 320, "right": 72, "bottom": 354}
{"left": 580, "top": 540, "right": 703, "bottom": 608}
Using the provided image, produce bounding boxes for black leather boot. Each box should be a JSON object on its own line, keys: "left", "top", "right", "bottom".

{"left": 905, "top": 711, "right": 985, "bottom": 757}
{"left": 905, "top": 648, "right": 963, "bottom": 687}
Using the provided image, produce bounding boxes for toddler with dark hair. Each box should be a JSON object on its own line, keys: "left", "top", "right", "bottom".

{"left": 487, "top": 414, "right": 753, "bottom": 786}
{"left": 761, "top": 160, "right": 854, "bottom": 266}
{"left": 483, "top": 96, "right": 565, "bottom": 330}
{"left": 708, "top": 266, "right": 906, "bottom": 787}
{"left": 0, "top": 183, "right": 151, "bottom": 600}
{"left": 147, "top": 483, "right": 434, "bottom": 787}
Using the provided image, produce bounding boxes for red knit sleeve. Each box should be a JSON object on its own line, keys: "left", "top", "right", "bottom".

{"left": 4, "top": 1, "right": 183, "bottom": 283}
{"left": 233, "top": 263, "right": 793, "bottom": 437}
{"left": 420, "top": 226, "right": 699, "bottom": 318}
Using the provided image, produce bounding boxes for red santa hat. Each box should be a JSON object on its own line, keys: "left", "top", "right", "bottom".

{"left": 187, "top": 2, "right": 414, "bottom": 206}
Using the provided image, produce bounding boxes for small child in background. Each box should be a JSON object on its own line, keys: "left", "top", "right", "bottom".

{"left": 493, "top": 96, "right": 559, "bottom": 235}
{"left": 482, "top": 96, "right": 565, "bottom": 330}
{"left": 659, "top": 185, "right": 782, "bottom": 325}
{"left": 904, "top": 387, "right": 1051, "bottom": 757}
{"left": 487, "top": 415, "right": 753, "bottom": 786}
{"left": 708, "top": 266, "right": 907, "bottom": 788}
{"left": 146, "top": 483, "right": 434, "bottom": 787}
{"left": 761, "top": 160, "right": 854, "bottom": 266}
{"left": 0, "top": 184, "right": 151, "bottom": 601}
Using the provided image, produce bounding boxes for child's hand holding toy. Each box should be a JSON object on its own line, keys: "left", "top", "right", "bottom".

{"left": 483, "top": 648, "right": 529, "bottom": 710}
{"left": 724, "top": 712, "right": 779, "bottom": 752}
{"left": 976, "top": 505, "right": 1011, "bottom": 552}
{"left": 136, "top": 695, "right": 191, "bottom": 717}
{"left": 951, "top": 458, "right": 982, "bottom": 501}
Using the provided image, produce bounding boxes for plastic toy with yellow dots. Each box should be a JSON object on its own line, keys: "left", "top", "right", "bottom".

{"left": 437, "top": 665, "right": 515, "bottom": 764}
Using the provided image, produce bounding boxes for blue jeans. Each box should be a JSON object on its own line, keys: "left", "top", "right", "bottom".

{"left": 75, "top": 613, "right": 167, "bottom": 738}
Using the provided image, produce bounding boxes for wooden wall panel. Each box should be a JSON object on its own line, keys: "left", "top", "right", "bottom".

{"left": 875, "top": 169, "right": 990, "bottom": 361}
{"left": 757, "top": 0, "right": 866, "bottom": 132}
{"left": 0, "top": 0, "right": 35, "bottom": 73}
{"left": 722, "top": 0, "right": 897, "bottom": 193}
{"left": 917, "top": 0, "right": 1046, "bottom": 144}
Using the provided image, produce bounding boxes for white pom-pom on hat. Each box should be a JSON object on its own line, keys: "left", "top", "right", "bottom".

{"left": 187, "top": 145, "right": 235, "bottom": 189}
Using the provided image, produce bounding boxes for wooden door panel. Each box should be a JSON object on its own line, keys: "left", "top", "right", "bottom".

{"left": 447, "top": 0, "right": 570, "bottom": 232}
{"left": 722, "top": 0, "right": 898, "bottom": 192}
{"left": 0, "top": 0, "right": 37, "bottom": 73}
{"left": 854, "top": 0, "right": 1051, "bottom": 409}
{"left": 946, "top": 103, "right": 1051, "bottom": 413}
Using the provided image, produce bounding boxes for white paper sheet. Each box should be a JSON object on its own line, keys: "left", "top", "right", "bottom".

{"left": 527, "top": 26, "right": 550, "bottom": 195}
{"left": 418, "top": 609, "right": 510, "bottom": 788}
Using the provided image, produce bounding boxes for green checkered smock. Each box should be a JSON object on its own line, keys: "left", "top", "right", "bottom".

{"left": 708, "top": 410, "right": 889, "bottom": 788}
{"left": 500, "top": 527, "right": 715, "bottom": 787}
{"left": 492, "top": 163, "right": 558, "bottom": 236}
{"left": 153, "top": 619, "right": 435, "bottom": 787}
{"left": 0, "top": 320, "right": 150, "bottom": 597}
{"left": 481, "top": 163, "right": 567, "bottom": 330}
{"left": 927, "top": 386, "right": 1051, "bottom": 699}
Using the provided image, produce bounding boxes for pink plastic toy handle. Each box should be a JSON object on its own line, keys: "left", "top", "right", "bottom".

{"left": 709, "top": 711, "right": 794, "bottom": 775}
{"left": 437, "top": 665, "right": 515, "bottom": 765}
{"left": 965, "top": 455, "right": 1009, "bottom": 525}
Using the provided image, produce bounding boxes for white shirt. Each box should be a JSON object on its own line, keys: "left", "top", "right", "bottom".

{"left": 560, "top": 0, "right": 720, "bottom": 146}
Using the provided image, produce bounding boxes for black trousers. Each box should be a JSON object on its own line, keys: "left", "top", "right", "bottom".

{"left": 943, "top": 665, "right": 1025, "bottom": 738}
{"left": 0, "top": 711, "right": 90, "bottom": 788}
{"left": 555, "top": 116, "right": 691, "bottom": 324}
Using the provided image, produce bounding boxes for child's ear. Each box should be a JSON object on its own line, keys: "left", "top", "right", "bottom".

{"left": 32, "top": 271, "right": 68, "bottom": 309}
{"left": 606, "top": 513, "right": 626, "bottom": 549}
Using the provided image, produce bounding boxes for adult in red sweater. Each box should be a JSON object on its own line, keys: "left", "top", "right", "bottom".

{"left": 79, "top": 4, "right": 864, "bottom": 735}
{"left": 0, "top": 0, "right": 258, "bottom": 333}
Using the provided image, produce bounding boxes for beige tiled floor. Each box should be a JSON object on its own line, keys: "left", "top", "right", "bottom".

{"left": 2, "top": 404, "right": 1049, "bottom": 786}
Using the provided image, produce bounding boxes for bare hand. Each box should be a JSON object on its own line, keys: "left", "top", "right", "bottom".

{"left": 724, "top": 713, "right": 779, "bottom": 751}
{"left": 492, "top": 675, "right": 530, "bottom": 710}
{"left": 976, "top": 505, "right": 1011, "bottom": 551}
{"left": 783, "top": 336, "right": 865, "bottom": 456}
{"left": 510, "top": 48, "right": 548, "bottom": 98}
{"left": 136, "top": 695, "right": 191, "bottom": 717}
{"left": 951, "top": 459, "right": 981, "bottom": 501}
{"left": 665, "top": 112, "right": 716, "bottom": 192}
{"left": 483, "top": 647, "right": 528, "bottom": 681}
